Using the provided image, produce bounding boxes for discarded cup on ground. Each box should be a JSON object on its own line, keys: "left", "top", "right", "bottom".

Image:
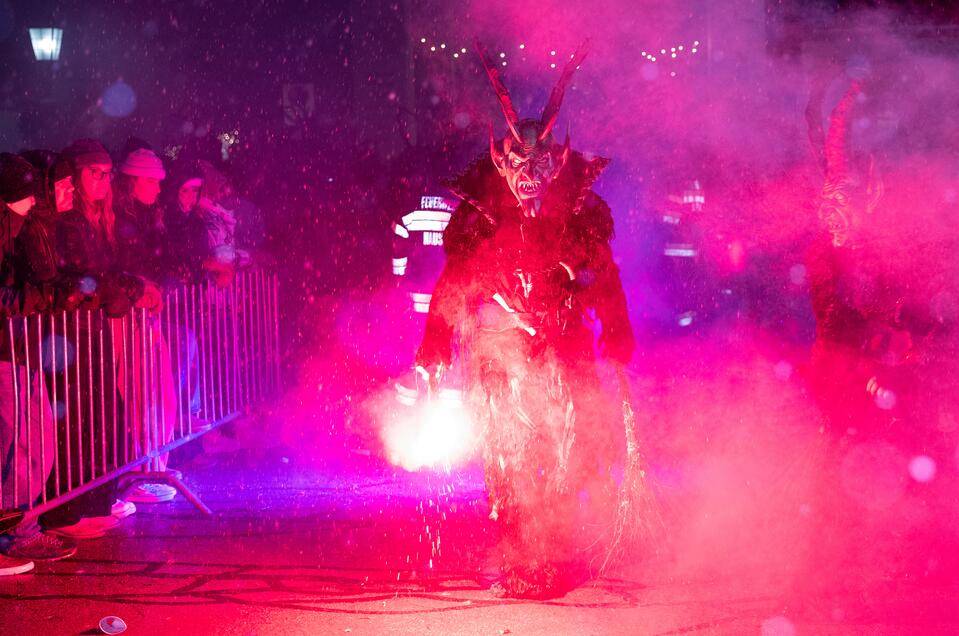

{"left": 99, "top": 616, "right": 127, "bottom": 634}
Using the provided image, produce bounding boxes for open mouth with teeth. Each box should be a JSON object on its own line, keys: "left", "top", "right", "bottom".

{"left": 517, "top": 180, "right": 543, "bottom": 197}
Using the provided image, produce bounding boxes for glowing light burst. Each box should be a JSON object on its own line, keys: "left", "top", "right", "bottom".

{"left": 382, "top": 392, "right": 475, "bottom": 471}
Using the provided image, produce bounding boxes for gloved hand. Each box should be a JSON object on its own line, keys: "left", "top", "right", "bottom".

{"left": 98, "top": 279, "right": 133, "bottom": 318}
{"left": 134, "top": 280, "right": 164, "bottom": 313}
{"left": 415, "top": 362, "right": 445, "bottom": 396}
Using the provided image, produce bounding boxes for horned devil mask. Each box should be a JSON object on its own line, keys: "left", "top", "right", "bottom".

{"left": 812, "top": 81, "right": 884, "bottom": 248}
{"left": 478, "top": 40, "right": 589, "bottom": 218}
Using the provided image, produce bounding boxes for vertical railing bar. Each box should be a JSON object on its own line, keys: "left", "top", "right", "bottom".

{"left": 237, "top": 271, "right": 246, "bottom": 408}
{"left": 186, "top": 285, "right": 194, "bottom": 435}
{"left": 201, "top": 281, "right": 211, "bottom": 421}
{"left": 9, "top": 320, "right": 20, "bottom": 508}
{"left": 269, "top": 273, "right": 276, "bottom": 393}
{"left": 232, "top": 281, "right": 240, "bottom": 414}
{"left": 62, "top": 311, "right": 71, "bottom": 493}
{"left": 210, "top": 284, "right": 219, "bottom": 420}
{"left": 210, "top": 281, "right": 217, "bottom": 421}
{"left": 252, "top": 270, "right": 263, "bottom": 401}
{"left": 50, "top": 313, "right": 60, "bottom": 499}
{"left": 73, "top": 310, "right": 83, "bottom": 484}
{"left": 142, "top": 310, "right": 152, "bottom": 471}
{"left": 267, "top": 273, "right": 275, "bottom": 393}
{"left": 260, "top": 270, "right": 268, "bottom": 398}
{"left": 221, "top": 284, "right": 230, "bottom": 415}
{"left": 260, "top": 270, "right": 268, "bottom": 397}
{"left": 187, "top": 283, "right": 203, "bottom": 433}
{"left": 161, "top": 295, "right": 171, "bottom": 442}
{"left": 209, "top": 281, "right": 218, "bottom": 421}
{"left": 86, "top": 311, "right": 95, "bottom": 481}
{"left": 174, "top": 287, "right": 184, "bottom": 439}
{"left": 38, "top": 314, "right": 47, "bottom": 504}
{"left": 261, "top": 271, "right": 271, "bottom": 394}
{"left": 273, "top": 274, "right": 281, "bottom": 393}
{"left": 244, "top": 271, "right": 253, "bottom": 404}
{"left": 24, "top": 317, "right": 33, "bottom": 507}
{"left": 215, "top": 285, "right": 225, "bottom": 419}
{"left": 122, "top": 312, "right": 131, "bottom": 463}
{"left": 197, "top": 282, "right": 208, "bottom": 422}
{"left": 151, "top": 314, "right": 161, "bottom": 467}
{"left": 109, "top": 319, "right": 118, "bottom": 469}
{"left": 139, "top": 310, "right": 150, "bottom": 470}
{"left": 148, "top": 312, "right": 159, "bottom": 471}
{"left": 98, "top": 316, "right": 106, "bottom": 476}
{"left": 254, "top": 270, "right": 262, "bottom": 400}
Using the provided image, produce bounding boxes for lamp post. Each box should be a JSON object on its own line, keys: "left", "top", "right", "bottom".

{"left": 28, "top": 28, "right": 63, "bottom": 61}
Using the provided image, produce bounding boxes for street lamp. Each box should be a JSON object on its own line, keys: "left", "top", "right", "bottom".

{"left": 29, "top": 28, "right": 63, "bottom": 61}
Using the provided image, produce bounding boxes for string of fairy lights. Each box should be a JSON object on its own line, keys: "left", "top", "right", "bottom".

{"left": 416, "top": 37, "right": 703, "bottom": 76}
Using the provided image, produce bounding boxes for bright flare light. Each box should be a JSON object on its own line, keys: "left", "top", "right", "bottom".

{"left": 382, "top": 394, "right": 475, "bottom": 472}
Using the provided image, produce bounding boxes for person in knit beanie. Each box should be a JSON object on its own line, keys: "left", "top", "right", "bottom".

{"left": 115, "top": 148, "right": 169, "bottom": 283}
{"left": 114, "top": 147, "right": 181, "bottom": 504}
{"left": 118, "top": 148, "right": 166, "bottom": 206}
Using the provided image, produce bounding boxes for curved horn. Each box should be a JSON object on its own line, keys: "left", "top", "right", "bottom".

{"left": 558, "top": 123, "right": 571, "bottom": 170}
{"left": 539, "top": 39, "right": 591, "bottom": 141}
{"left": 824, "top": 81, "right": 861, "bottom": 184}
{"left": 489, "top": 123, "right": 505, "bottom": 171}
{"left": 475, "top": 39, "right": 521, "bottom": 143}
{"left": 804, "top": 76, "right": 828, "bottom": 173}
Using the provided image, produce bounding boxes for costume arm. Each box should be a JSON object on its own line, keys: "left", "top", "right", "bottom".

{"left": 415, "top": 259, "right": 463, "bottom": 368}
{"left": 588, "top": 244, "right": 635, "bottom": 364}
{"left": 572, "top": 193, "right": 634, "bottom": 363}
{"left": 414, "top": 201, "right": 487, "bottom": 368}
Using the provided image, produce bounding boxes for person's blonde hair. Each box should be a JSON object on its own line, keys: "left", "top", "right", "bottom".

{"left": 73, "top": 166, "right": 116, "bottom": 246}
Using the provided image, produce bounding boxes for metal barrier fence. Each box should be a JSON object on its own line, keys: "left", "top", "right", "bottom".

{"left": 0, "top": 269, "right": 280, "bottom": 517}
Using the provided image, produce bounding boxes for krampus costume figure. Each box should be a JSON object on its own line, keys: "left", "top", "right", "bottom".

{"left": 806, "top": 80, "right": 959, "bottom": 452}
{"left": 416, "top": 43, "right": 635, "bottom": 597}
{"left": 806, "top": 80, "right": 890, "bottom": 433}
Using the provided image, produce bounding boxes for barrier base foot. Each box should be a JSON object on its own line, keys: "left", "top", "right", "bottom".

{"left": 122, "top": 471, "right": 213, "bottom": 516}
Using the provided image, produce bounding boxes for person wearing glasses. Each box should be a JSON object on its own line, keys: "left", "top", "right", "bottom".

{"left": 41, "top": 139, "right": 160, "bottom": 540}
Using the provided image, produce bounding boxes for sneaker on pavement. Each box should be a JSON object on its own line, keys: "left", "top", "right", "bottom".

{"left": 111, "top": 499, "right": 136, "bottom": 519}
{"left": 3, "top": 532, "right": 77, "bottom": 561}
{"left": 47, "top": 515, "right": 120, "bottom": 539}
{"left": 125, "top": 482, "right": 177, "bottom": 503}
{"left": 0, "top": 554, "right": 34, "bottom": 576}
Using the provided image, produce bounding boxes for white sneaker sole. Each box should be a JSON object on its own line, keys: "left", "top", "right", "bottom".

{"left": 47, "top": 527, "right": 106, "bottom": 539}
{"left": 125, "top": 492, "right": 176, "bottom": 504}
{"left": 48, "top": 517, "right": 120, "bottom": 539}
{"left": 0, "top": 560, "right": 35, "bottom": 576}
{"left": 111, "top": 503, "right": 136, "bottom": 519}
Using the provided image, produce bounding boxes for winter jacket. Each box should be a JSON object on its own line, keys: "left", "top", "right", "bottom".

{"left": 164, "top": 206, "right": 212, "bottom": 285}
{"left": 114, "top": 200, "right": 175, "bottom": 287}
{"left": 55, "top": 210, "right": 145, "bottom": 318}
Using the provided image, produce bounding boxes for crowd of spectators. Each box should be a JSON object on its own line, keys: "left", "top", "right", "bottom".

{"left": 0, "top": 138, "right": 261, "bottom": 576}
